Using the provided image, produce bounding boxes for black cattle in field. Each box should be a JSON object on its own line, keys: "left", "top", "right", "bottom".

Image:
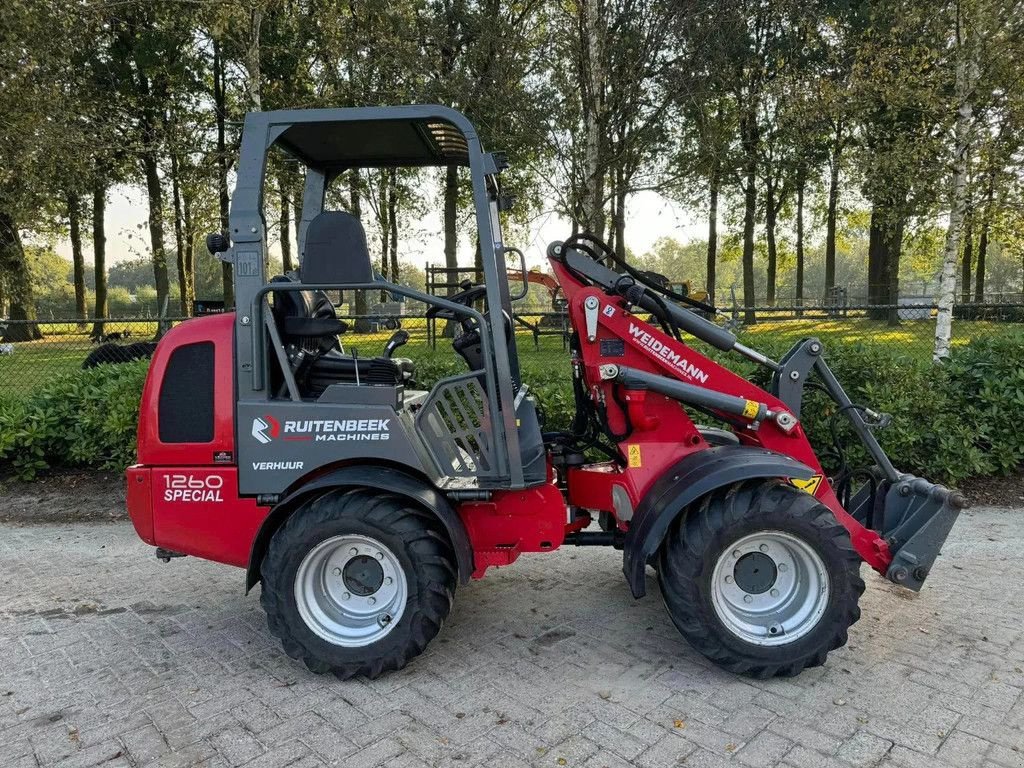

{"left": 82, "top": 341, "right": 158, "bottom": 369}
{"left": 89, "top": 329, "right": 133, "bottom": 344}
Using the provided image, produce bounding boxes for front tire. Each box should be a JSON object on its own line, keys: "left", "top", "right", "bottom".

{"left": 658, "top": 480, "right": 864, "bottom": 678}
{"left": 260, "top": 488, "right": 456, "bottom": 679}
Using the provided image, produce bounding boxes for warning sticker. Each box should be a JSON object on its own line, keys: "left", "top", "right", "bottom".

{"left": 627, "top": 445, "right": 642, "bottom": 468}
{"left": 742, "top": 400, "right": 760, "bottom": 419}
{"left": 790, "top": 475, "right": 823, "bottom": 495}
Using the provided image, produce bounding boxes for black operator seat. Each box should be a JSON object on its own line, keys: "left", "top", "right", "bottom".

{"left": 271, "top": 211, "right": 412, "bottom": 396}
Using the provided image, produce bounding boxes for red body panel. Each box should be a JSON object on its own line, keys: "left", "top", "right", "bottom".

{"left": 151, "top": 467, "right": 268, "bottom": 566}
{"left": 137, "top": 313, "right": 237, "bottom": 467}
{"left": 126, "top": 466, "right": 154, "bottom": 545}
{"left": 457, "top": 483, "right": 567, "bottom": 577}
{"left": 133, "top": 313, "right": 271, "bottom": 565}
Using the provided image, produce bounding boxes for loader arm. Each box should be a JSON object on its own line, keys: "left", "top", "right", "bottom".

{"left": 548, "top": 240, "right": 966, "bottom": 591}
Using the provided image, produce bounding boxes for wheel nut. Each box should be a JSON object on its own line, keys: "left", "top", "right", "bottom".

{"left": 368, "top": 596, "right": 376, "bottom": 605}
{"left": 733, "top": 550, "right": 742, "bottom": 559}
{"left": 342, "top": 592, "right": 350, "bottom": 600}
{"left": 384, "top": 577, "right": 393, "bottom": 586}
{"left": 375, "top": 551, "right": 384, "bottom": 560}
{"left": 770, "top": 588, "right": 779, "bottom": 597}
{"left": 349, "top": 547, "right": 358, "bottom": 556}
{"left": 743, "top": 594, "right": 753, "bottom": 604}
{"left": 778, "top": 563, "right": 788, "bottom": 572}
{"left": 724, "top": 575, "right": 733, "bottom": 584}
{"left": 759, "top": 544, "right": 769, "bottom": 553}
{"left": 333, "top": 567, "right": 342, "bottom": 576}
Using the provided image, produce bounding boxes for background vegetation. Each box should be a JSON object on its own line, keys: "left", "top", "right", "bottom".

{"left": 2, "top": 0, "right": 1023, "bottom": 339}
{"left": 2, "top": 335, "right": 1022, "bottom": 484}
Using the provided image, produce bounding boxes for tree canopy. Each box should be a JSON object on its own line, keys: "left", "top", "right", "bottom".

{"left": 1, "top": 0, "right": 1023, "bottom": 340}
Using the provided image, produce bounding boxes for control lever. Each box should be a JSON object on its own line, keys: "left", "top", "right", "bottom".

{"left": 383, "top": 329, "right": 410, "bottom": 359}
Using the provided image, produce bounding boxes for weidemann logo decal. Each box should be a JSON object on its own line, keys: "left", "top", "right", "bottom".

{"left": 252, "top": 416, "right": 391, "bottom": 443}
{"left": 627, "top": 323, "right": 709, "bottom": 383}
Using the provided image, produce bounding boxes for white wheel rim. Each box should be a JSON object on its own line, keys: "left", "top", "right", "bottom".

{"left": 710, "top": 530, "right": 830, "bottom": 647}
{"left": 294, "top": 534, "right": 408, "bottom": 647}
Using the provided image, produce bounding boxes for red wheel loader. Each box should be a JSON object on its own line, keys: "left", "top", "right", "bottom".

{"left": 126, "top": 106, "right": 966, "bottom": 679}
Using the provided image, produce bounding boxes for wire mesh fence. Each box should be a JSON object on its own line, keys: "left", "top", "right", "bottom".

{"left": 2, "top": 301, "right": 1022, "bottom": 403}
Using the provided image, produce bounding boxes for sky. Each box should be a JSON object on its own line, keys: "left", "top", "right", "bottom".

{"left": 51, "top": 185, "right": 707, "bottom": 273}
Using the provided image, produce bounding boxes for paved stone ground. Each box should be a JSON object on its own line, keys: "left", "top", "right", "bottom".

{"left": 1, "top": 508, "right": 1022, "bottom": 768}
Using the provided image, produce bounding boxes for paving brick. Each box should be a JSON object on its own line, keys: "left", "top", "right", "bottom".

{"left": 735, "top": 730, "right": 794, "bottom": 767}
{"left": 633, "top": 732, "right": 698, "bottom": 768}
{"left": 937, "top": 730, "right": 995, "bottom": 768}
{"left": 0, "top": 509, "right": 1020, "bottom": 768}
{"left": 987, "top": 743, "right": 1024, "bottom": 768}
{"left": 836, "top": 730, "right": 894, "bottom": 766}
{"left": 209, "top": 723, "right": 266, "bottom": 765}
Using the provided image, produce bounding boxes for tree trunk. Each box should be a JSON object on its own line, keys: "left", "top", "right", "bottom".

{"left": 0, "top": 211, "right": 42, "bottom": 341}
{"left": 934, "top": 5, "right": 977, "bottom": 361}
{"left": 67, "top": 192, "right": 87, "bottom": 323}
{"left": 350, "top": 170, "right": 367, "bottom": 317}
{"left": 824, "top": 127, "right": 842, "bottom": 296}
{"left": 378, "top": 172, "right": 389, "bottom": 297}
{"left": 795, "top": 173, "right": 805, "bottom": 315}
{"left": 960, "top": 203, "right": 973, "bottom": 304}
{"left": 884, "top": 220, "right": 903, "bottom": 327}
{"left": 443, "top": 165, "right": 458, "bottom": 288}
{"left": 975, "top": 165, "right": 994, "bottom": 302}
{"left": 182, "top": 182, "right": 195, "bottom": 313}
{"left": 91, "top": 181, "right": 108, "bottom": 337}
{"left": 388, "top": 168, "right": 398, "bottom": 282}
{"left": 706, "top": 164, "right": 719, "bottom": 305}
{"left": 867, "top": 204, "right": 904, "bottom": 323}
{"left": 213, "top": 39, "right": 234, "bottom": 308}
{"left": 765, "top": 179, "right": 778, "bottom": 306}
{"left": 279, "top": 172, "right": 293, "bottom": 273}
{"left": 613, "top": 169, "right": 626, "bottom": 260}
{"left": 171, "top": 152, "right": 189, "bottom": 316}
{"left": 247, "top": 5, "right": 263, "bottom": 111}
{"left": 443, "top": 165, "right": 458, "bottom": 337}
{"left": 581, "top": 0, "right": 606, "bottom": 238}
{"left": 740, "top": 110, "right": 758, "bottom": 324}
{"left": 142, "top": 151, "right": 171, "bottom": 330}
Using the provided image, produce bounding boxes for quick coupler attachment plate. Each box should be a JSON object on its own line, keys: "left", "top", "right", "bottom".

{"left": 879, "top": 476, "right": 968, "bottom": 591}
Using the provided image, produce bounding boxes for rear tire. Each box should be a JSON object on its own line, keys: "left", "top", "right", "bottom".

{"left": 658, "top": 479, "right": 864, "bottom": 678}
{"left": 260, "top": 488, "right": 456, "bottom": 679}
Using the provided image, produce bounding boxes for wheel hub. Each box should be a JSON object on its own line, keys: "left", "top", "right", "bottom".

{"left": 343, "top": 555, "right": 384, "bottom": 596}
{"left": 733, "top": 552, "right": 777, "bottom": 594}
{"left": 710, "top": 530, "right": 830, "bottom": 647}
{"left": 294, "top": 534, "right": 408, "bottom": 648}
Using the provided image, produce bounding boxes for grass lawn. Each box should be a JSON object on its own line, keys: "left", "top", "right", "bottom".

{"left": 1, "top": 314, "right": 1020, "bottom": 403}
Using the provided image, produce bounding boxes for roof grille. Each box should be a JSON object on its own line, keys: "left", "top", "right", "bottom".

{"left": 427, "top": 122, "right": 469, "bottom": 161}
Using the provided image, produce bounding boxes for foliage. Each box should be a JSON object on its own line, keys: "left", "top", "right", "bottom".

{"left": 0, "top": 361, "right": 148, "bottom": 479}
{"left": 5, "top": 336, "right": 1023, "bottom": 486}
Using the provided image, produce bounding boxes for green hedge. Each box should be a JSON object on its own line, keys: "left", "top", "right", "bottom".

{"left": 2, "top": 338, "right": 1023, "bottom": 485}
{"left": 0, "top": 360, "right": 149, "bottom": 479}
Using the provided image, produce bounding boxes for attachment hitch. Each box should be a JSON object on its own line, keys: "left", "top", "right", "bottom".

{"left": 847, "top": 474, "right": 968, "bottom": 591}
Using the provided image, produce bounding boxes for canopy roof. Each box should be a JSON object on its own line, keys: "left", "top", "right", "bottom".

{"left": 269, "top": 110, "right": 471, "bottom": 170}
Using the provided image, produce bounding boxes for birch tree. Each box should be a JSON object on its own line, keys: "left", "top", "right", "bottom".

{"left": 935, "top": 0, "right": 997, "bottom": 360}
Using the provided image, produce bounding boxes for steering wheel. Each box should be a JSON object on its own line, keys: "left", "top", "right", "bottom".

{"left": 425, "top": 280, "right": 488, "bottom": 320}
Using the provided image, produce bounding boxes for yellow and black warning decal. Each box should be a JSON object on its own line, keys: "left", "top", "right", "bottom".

{"left": 742, "top": 399, "right": 760, "bottom": 419}
{"left": 789, "top": 475, "right": 823, "bottom": 495}
{"left": 627, "top": 444, "right": 643, "bottom": 468}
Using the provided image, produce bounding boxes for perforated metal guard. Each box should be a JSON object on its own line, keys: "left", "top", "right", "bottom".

{"left": 415, "top": 373, "right": 496, "bottom": 480}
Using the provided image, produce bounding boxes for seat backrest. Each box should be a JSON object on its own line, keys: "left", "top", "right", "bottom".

{"left": 302, "top": 210, "right": 374, "bottom": 285}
